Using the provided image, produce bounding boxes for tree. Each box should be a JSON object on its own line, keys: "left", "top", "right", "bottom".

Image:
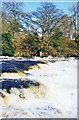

{"left": 2, "top": 2, "right": 23, "bottom": 37}
{"left": 2, "top": 33, "right": 15, "bottom": 56}
{"left": 60, "top": 14, "right": 71, "bottom": 38}
{"left": 0, "top": 10, "right": 2, "bottom": 34}
{"left": 14, "top": 32, "right": 41, "bottom": 57}
{"left": 31, "top": 2, "right": 63, "bottom": 40}
{"left": 69, "top": 2, "right": 79, "bottom": 41}
{"left": 76, "top": 1, "right": 79, "bottom": 41}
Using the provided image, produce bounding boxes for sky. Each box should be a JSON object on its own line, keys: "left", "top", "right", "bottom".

{"left": 0, "top": 1, "right": 78, "bottom": 15}
{"left": 23, "top": 1, "right": 77, "bottom": 15}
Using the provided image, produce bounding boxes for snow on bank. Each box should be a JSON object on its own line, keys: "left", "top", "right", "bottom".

{"left": 0, "top": 57, "right": 78, "bottom": 118}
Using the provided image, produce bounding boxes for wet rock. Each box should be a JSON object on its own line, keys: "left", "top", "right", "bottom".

{"left": 29, "top": 64, "right": 40, "bottom": 69}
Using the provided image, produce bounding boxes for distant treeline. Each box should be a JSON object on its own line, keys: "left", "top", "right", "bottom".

{"left": 1, "top": 2, "right": 79, "bottom": 57}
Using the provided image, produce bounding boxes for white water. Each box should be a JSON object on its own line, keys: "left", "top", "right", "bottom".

{"left": 0, "top": 57, "right": 78, "bottom": 118}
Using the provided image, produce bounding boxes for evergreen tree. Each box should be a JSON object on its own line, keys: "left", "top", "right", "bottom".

{"left": 2, "top": 33, "right": 15, "bottom": 56}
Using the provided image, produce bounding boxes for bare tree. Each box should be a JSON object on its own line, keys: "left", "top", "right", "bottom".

{"left": 2, "top": 2, "right": 23, "bottom": 37}
{"left": 69, "top": 2, "right": 79, "bottom": 41}
{"left": 31, "top": 2, "right": 63, "bottom": 41}
{"left": 60, "top": 14, "right": 71, "bottom": 38}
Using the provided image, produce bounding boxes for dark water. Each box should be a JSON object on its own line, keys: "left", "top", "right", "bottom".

{"left": 1, "top": 60, "right": 45, "bottom": 72}
{"left": 0, "top": 79, "right": 40, "bottom": 93}
{"left": 0, "top": 58, "right": 43, "bottom": 93}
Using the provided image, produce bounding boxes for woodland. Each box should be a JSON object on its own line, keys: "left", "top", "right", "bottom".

{"left": 1, "top": 2, "right": 79, "bottom": 57}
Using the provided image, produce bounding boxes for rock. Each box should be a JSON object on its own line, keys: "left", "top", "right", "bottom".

{"left": 29, "top": 64, "right": 40, "bottom": 69}
{"left": 1, "top": 71, "right": 26, "bottom": 79}
{"left": 2, "top": 92, "right": 18, "bottom": 105}
{"left": 41, "top": 60, "right": 48, "bottom": 64}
